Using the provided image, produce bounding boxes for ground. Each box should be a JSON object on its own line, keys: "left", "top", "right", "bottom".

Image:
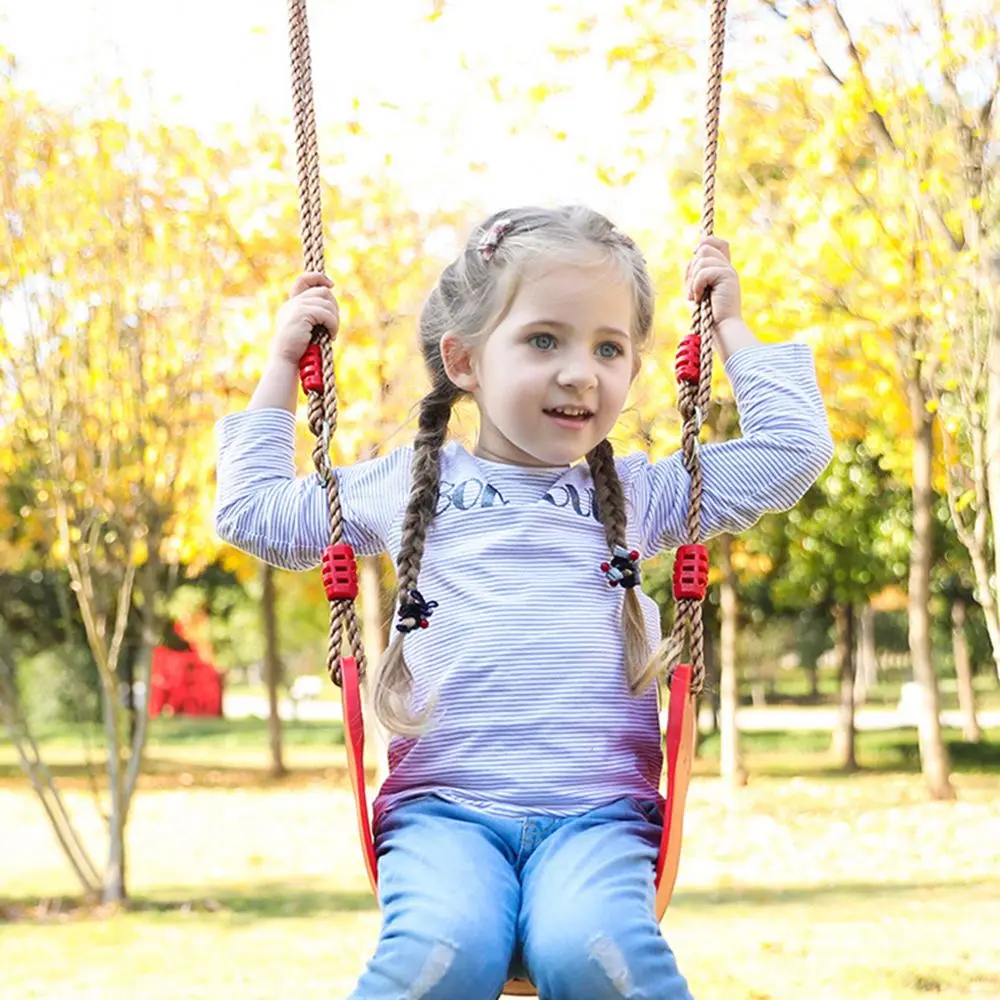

{"left": 1, "top": 719, "right": 998, "bottom": 999}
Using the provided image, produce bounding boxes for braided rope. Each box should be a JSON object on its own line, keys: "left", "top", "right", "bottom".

{"left": 286, "top": 0, "right": 727, "bottom": 699}
{"left": 287, "top": 0, "right": 366, "bottom": 685}
{"left": 664, "top": 0, "right": 729, "bottom": 696}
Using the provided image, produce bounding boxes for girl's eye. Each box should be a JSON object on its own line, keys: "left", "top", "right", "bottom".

{"left": 597, "top": 342, "right": 625, "bottom": 359}
{"left": 529, "top": 333, "right": 556, "bottom": 351}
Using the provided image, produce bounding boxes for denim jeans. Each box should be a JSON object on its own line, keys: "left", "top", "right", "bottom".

{"left": 348, "top": 795, "right": 693, "bottom": 1000}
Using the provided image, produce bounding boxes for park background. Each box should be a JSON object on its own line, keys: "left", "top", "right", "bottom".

{"left": 1, "top": 0, "right": 999, "bottom": 997}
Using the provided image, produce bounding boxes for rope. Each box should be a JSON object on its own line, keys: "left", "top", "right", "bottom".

{"left": 664, "top": 0, "right": 730, "bottom": 696}
{"left": 285, "top": 0, "right": 729, "bottom": 698}
{"left": 286, "top": 0, "right": 367, "bottom": 685}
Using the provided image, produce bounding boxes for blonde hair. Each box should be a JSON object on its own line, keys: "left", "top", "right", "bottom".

{"left": 372, "top": 205, "right": 657, "bottom": 736}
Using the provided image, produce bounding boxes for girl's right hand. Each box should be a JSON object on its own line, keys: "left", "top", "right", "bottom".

{"left": 272, "top": 272, "right": 340, "bottom": 365}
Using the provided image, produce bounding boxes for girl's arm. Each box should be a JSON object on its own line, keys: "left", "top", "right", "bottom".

{"left": 714, "top": 317, "right": 761, "bottom": 365}
{"left": 623, "top": 341, "right": 834, "bottom": 555}
{"left": 248, "top": 354, "right": 299, "bottom": 414}
{"left": 213, "top": 407, "right": 412, "bottom": 570}
{"left": 213, "top": 272, "right": 412, "bottom": 568}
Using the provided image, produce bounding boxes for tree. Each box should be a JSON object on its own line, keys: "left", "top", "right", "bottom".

{"left": 260, "top": 563, "right": 286, "bottom": 778}
{"left": 569, "top": 0, "right": 997, "bottom": 799}
{"left": 933, "top": 499, "right": 985, "bottom": 743}
{"left": 717, "top": 533, "right": 746, "bottom": 786}
{"left": 0, "top": 62, "right": 265, "bottom": 901}
{"left": 753, "top": 0, "right": 998, "bottom": 794}
{"left": 747, "top": 439, "right": 910, "bottom": 771}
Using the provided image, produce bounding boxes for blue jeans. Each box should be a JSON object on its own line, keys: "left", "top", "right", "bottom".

{"left": 348, "top": 795, "right": 693, "bottom": 1000}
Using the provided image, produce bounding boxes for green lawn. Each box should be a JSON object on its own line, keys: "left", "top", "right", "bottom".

{"left": 2, "top": 720, "right": 999, "bottom": 999}
{"left": 224, "top": 671, "right": 1000, "bottom": 711}
{"left": 747, "top": 670, "right": 1000, "bottom": 711}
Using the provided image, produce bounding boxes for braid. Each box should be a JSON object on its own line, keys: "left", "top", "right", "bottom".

{"left": 587, "top": 439, "right": 654, "bottom": 695}
{"left": 371, "top": 379, "right": 459, "bottom": 736}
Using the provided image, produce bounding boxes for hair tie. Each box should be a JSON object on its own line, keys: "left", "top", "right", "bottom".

{"left": 396, "top": 589, "right": 439, "bottom": 633}
{"left": 601, "top": 546, "right": 642, "bottom": 589}
{"left": 476, "top": 219, "right": 513, "bottom": 262}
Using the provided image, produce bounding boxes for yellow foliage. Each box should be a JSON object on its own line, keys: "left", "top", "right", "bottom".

{"left": 577, "top": 0, "right": 993, "bottom": 499}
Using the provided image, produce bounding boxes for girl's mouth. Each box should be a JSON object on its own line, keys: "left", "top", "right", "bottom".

{"left": 543, "top": 406, "right": 594, "bottom": 429}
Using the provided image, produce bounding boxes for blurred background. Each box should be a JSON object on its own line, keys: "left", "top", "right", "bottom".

{"left": 1, "top": 1, "right": 998, "bottom": 998}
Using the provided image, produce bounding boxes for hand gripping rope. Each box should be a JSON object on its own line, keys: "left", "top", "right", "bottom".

{"left": 285, "top": 1, "right": 729, "bottom": 995}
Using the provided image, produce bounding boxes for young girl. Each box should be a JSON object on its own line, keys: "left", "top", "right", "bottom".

{"left": 214, "top": 205, "right": 833, "bottom": 999}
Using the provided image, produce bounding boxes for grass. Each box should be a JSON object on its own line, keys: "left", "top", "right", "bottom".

{"left": 744, "top": 670, "right": 1000, "bottom": 711}
{"left": 5, "top": 716, "right": 999, "bottom": 787}
{"left": 0, "top": 717, "right": 347, "bottom": 790}
{"left": 1, "top": 720, "right": 999, "bottom": 998}
{"left": 224, "top": 670, "right": 1000, "bottom": 711}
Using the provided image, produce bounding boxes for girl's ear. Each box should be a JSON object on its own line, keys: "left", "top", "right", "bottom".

{"left": 631, "top": 354, "right": 642, "bottom": 381}
{"left": 440, "top": 332, "right": 479, "bottom": 392}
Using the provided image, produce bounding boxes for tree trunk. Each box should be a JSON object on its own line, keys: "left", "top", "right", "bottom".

{"left": 121, "top": 640, "right": 137, "bottom": 746}
{"left": 854, "top": 604, "right": 878, "bottom": 705}
{"left": 908, "top": 382, "right": 955, "bottom": 800}
{"left": 831, "top": 603, "right": 858, "bottom": 771}
{"left": 951, "top": 599, "right": 981, "bottom": 743}
{"left": 360, "top": 557, "right": 390, "bottom": 788}
{"left": 805, "top": 660, "right": 819, "bottom": 703}
{"left": 694, "top": 616, "right": 719, "bottom": 756}
{"left": 703, "top": 622, "right": 720, "bottom": 739}
{"left": 0, "top": 651, "right": 100, "bottom": 896}
{"left": 987, "top": 300, "right": 1000, "bottom": 681}
{"left": 967, "top": 543, "right": 1000, "bottom": 684}
{"left": 103, "top": 808, "right": 126, "bottom": 904}
{"left": 99, "top": 660, "right": 127, "bottom": 904}
{"left": 261, "top": 563, "right": 286, "bottom": 779}
{"left": 718, "top": 535, "right": 746, "bottom": 787}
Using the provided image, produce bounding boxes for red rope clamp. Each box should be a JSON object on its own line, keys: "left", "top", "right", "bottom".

{"left": 299, "top": 342, "right": 323, "bottom": 393}
{"left": 673, "top": 544, "right": 709, "bottom": 601}
{"left": 675, "top": 334, "right": 701, "bottom": 385}
{"left": 322, "top": 544, "right": 358, "bottom": 601}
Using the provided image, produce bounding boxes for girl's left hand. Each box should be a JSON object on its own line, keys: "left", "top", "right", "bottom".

{"left": 685, "top": 236, "right": 742, "bottom": 326}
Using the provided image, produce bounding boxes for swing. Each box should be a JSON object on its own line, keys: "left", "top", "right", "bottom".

{"left": 284, "top": 1, "right": 729, "bottom": 994}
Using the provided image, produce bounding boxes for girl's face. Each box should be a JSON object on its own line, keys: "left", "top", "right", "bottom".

{"left": 447, "top": 259, "right": 639, "bottom": 467}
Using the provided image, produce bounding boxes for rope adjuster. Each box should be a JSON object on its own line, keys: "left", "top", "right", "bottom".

{"left": 322, "top": 544, "right": 358, "bottom": 601}
{"left": 601, "top": 546, "right": 642, "bottom": 589}
{"left": 299, "top": 342, "right": 323, "bottom": 393}
{"left": 396, "top": 589, "right": 439, "bottom": 633}
{"left": 675, "top": 334, "right": 701, "bottom": 385}
{"left": 673, "top": 544, "right": 709, "bottom": 601}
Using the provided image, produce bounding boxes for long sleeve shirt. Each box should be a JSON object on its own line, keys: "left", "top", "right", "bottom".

{"left": 214, "top": 341, "right": 833, "bottom": 820}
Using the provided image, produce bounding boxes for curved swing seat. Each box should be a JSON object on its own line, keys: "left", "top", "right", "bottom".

{"left": 340, "top": 657, "right": 697, "bottom": 998}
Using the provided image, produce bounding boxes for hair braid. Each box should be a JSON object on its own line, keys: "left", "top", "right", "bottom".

{"left": 372, "top": 378, "right": 459, "bottom": 736}
{"left": 586, "top": 439, "right": 653, "bottom": 695}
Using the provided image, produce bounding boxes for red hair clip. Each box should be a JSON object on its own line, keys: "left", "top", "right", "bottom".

{"left": 476, "top": 219, "right": 513, "bottom": 262}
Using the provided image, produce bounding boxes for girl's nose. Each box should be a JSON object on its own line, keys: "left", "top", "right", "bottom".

{"left": 556, "top": 355, "right": 598, "bottom": 390}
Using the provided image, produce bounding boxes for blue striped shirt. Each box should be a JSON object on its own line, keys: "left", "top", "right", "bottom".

{"left": 214, "top": 342, "right": 833, "bottom": 819}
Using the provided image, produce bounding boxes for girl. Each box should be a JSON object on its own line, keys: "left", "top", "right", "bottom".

{"left": 214, "top": 205, "right": 833, "bottom": 999}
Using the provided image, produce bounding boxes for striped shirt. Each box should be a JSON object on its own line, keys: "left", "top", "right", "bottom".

{"left": 214, "top": 341, "right": 833, "bottom": 819}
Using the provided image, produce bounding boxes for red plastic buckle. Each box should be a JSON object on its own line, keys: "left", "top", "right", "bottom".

{"left": 322, "top": 544, "right": 358, "bottom": 601}
{"left": 675, "top": 334, "right": 701, "bottom": 385}
{"left": 673, "top": 544, "right": 709, "bottom": 600}
{"left": 299, "top": 343, "right": 323, "bottom": 393}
